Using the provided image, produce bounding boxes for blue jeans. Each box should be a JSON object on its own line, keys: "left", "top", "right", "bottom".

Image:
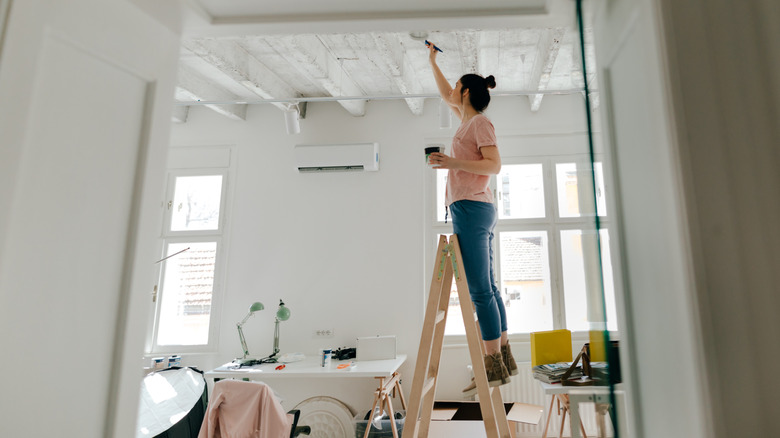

{"left": 449, "top": 200, "right": 507, "bottom": 341}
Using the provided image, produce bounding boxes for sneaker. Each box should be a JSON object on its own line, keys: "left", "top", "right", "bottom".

{"left": 461, "top": 352, "right": 511, "bottom": 396}
{"left": 502, "top": 342, "right": 519, "bottom": 376}
{"left": 485, "top": 351, "right": 511, "bottom": 386}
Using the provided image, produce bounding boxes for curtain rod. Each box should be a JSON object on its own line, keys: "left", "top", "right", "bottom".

{"left": 174, "top": 88, "right": 594, "bottom": 106}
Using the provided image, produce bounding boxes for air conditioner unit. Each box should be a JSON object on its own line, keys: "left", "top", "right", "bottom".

{"left": 294, "top": 143, "right": 379, "bottom": 173}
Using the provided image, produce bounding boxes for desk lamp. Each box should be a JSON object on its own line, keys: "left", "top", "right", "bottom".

{"left": 260, "top": 299, "right": 291, "bottom": 364}
{"left": 234, "top": 301, "right": 264, "bottom": 365}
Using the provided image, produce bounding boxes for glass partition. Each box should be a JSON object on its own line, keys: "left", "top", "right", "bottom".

{"left": 571, "top": 1, "right": 622, "bottom": 436}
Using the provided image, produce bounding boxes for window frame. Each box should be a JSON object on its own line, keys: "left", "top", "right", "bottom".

{"left": 426, "top": 149, "right": 614, "bottom": 342}
{"left": 146, "top": 147, "right": 233, "bottom": 355}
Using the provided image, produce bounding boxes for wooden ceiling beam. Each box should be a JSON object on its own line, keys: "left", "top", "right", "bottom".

{"left": 527, "top": 27, "right": 566, "bottom": 112}
{"left": 269, "top": 34, "right": 367, "bottom": 117}
{"left": 182, "top": 38, "right": 295, "bottom": 112}
{"left": 456, "top": 30, "right": 480, "bottom": 74}
{"left": 175, "top": 62, "right": 247, "bottom": 121}
{"left": 371, "top": 33, "right": 424, "bottom": 116}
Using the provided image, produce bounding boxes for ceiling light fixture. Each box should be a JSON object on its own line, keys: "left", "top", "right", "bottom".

{"left": 284, "top": 104, "right": 300, "bottom": 135}
{"left": 409, "top": 31, "right": 429, "bottom": 41}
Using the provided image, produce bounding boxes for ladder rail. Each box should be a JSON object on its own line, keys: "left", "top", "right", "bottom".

{"left": 404, "top": 236, "right": 453, "bottom": 438}
{"left": 450, "top": 235, "right": 510, "bottom": 438}
{"left": 404, "top": 235, "right": 511, "bottom": 438}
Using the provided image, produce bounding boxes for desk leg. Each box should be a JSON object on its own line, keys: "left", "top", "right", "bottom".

{"left": 383, "top": 390, "right": 399, "bottom": 438}
{"left": 541, "top": 394, "right": 556, "bottom": 438}
{"left": 393, "top": 373, "right": 407, "bottom": 410}
{"left": 569, "top": 397, "right": 582, "bottom": 438}
{"left": 567, "top": 394, "right": 593, "bottom": 438}
{"left": 558, "top": 405, "right": 567, "bottom": 438}
{"left": 364, "top": 390, "right": 381, "bottom": 438}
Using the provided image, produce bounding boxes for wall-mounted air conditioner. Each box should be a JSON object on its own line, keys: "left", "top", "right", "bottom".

{"left": 294, "top": 143, "right": 379, "bottom": 173}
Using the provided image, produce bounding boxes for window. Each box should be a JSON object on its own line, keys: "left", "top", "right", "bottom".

{"left": 431, "top": 157, "right": 618, "bottom": 336}
{"left": 148, "top": 147, "right": 232, "bottom": 353}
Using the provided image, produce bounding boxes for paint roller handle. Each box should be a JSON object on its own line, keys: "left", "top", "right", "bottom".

{"left": 425, "top": 40, "right": 443, "bottom": 53}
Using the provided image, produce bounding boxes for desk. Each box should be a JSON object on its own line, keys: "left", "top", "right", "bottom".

{"left": 538, "top": 382, "right": 624, "bottom": 438}
{"left": 539, "top": 382, "right": 588, "bottom": 438}
{"left": 206, "top": 355, "right": 407, "bottom": 438}
{"left": 206, "top": 354, "right": 406, "bottom": 382}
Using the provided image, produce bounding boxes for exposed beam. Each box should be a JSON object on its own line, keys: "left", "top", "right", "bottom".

{"left": 456, "top": 30, "right": 479, "bottom": 74}
{"left": 175, "top": 88, "right": 585, "bottom": 106}
{"left": 176, "top": 62, "right": 247, "bottom": 121}
{"left": 479, "top": 30, "right": 501, "bottom": 83}
{"left": 182, "top": 38, "right": 297, "bottom": 112}
{"left": 571, "top": 27, "right": 600, "bottom": 111}
{"left": 527, "top": 27, "right": 566, "bottom": 112}
{"left": 267, "top": 34, "right": 367, "bottom": 116}
{"left": 171, "top": 105, "right": 189, "bottom": 124}
{"left": 371, "top": 33, "right": 424, "bottom": 115}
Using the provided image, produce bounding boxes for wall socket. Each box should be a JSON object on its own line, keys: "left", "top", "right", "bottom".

{"left": 314, "top": 329, "right": 334, "bottom": 338}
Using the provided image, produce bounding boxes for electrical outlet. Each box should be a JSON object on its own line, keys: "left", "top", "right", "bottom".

{"left": 315, "top": 329, "right": 334, "bottom": 338}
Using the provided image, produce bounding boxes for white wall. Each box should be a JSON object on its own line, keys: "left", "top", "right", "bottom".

{"left": 168, "top": 94, "right": 594, "bottom": 411}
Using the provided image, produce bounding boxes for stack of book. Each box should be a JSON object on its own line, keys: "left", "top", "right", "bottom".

{"left": 532, "top": 362, "right": 583, "bottom": 384}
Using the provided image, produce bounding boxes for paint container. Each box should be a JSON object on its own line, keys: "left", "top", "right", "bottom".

{"left": 151, "top": 357, "right": 166, "bottom": 370}
{"left": 320, "top": 348, "right": 332, "bottom": 367}
{"left": 167, "top": 355, "right": 181, "bottom": 368}
{"left": 425, "top": 145, "right": 443, "bottom": 165}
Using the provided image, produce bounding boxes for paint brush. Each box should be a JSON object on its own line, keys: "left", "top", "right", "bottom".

{"left": 425, "top": 40, "right": 443, "bottom": 53}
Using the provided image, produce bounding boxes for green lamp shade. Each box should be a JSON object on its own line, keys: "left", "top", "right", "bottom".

{"left": 276, "top": 305, "right": 290, "bottom": 321}
{"left": 249, "top": 302, "right": 265, "bottom": 313}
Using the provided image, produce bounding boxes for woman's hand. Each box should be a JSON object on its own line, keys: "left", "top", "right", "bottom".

{"left": 429, "top": 147, "right": 501, "bottom": 175}
{"left": 429, "top": 152, "right": 453, "bottom": 169}
{"left": 426, "top": 41, "right": 438, "bottom": 64}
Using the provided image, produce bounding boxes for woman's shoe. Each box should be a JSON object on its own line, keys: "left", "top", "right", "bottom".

{"left": 502, "top": 342, "right": 519, "bottom": 376}
{"left": 461, "top": 352, "right": 511, "bottom": 396}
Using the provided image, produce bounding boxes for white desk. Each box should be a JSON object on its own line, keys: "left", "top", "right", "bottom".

{"left": 206, "top": 354, "right": 406, "bottom": 382}
{"left": 538, "top": 382, "right": 588, "bottom": 438}
{"left": 538, "top": 382, "right": 625, "bottom": 438}
{"left": 206, "top": 355, "right": 408, "bottom": 438}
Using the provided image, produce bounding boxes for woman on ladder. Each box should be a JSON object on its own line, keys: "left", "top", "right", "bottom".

{"left": 426, "top": 41, "right": 517, "bottom": 395}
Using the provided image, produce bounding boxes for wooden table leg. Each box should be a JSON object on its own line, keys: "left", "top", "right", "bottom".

{"left": 541, "top": 394, "right": 556, "bottom": 438}
{"left": 364, "top": 390, "right": 381, "bottom": 438}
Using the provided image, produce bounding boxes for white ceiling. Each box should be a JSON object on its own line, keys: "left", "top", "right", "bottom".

{"left": 175, "top": 0, "right": 595, "bottom": 122}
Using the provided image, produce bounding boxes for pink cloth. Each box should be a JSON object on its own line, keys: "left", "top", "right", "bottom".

{"left": 198, "top": 380, "right": 292, "bottom": 438}
{"left": 445, "top": 114, "right": 497, "bottom": 206}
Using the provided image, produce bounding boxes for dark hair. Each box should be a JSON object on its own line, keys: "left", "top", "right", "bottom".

{"left": 459, "top": 74, "right": 496, "bottom": 112}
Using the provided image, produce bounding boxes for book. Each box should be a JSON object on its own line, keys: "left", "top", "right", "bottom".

{"left": 532, "top": 362, "right": 582, "bottom": 384}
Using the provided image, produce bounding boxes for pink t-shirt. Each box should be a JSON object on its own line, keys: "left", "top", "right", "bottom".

{"left": 445, "top": 114, "right": 497, "bottom": 206}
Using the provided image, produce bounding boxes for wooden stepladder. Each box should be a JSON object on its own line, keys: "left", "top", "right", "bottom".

{"left": 403, "top": 235, "right": 512, "bottom": 438}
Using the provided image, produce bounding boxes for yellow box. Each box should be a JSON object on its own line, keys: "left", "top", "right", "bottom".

{"left": 530, "top": 329, "right": 572, "bottom": 366}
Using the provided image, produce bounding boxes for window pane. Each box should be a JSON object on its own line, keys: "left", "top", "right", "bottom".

{"left": 556, "top": 163, "right": 607, "bottom": 218}
{"left": 500, "top": 231, "right": 553, "bottom": 333}
{"left": 170, "top": 175, "right": 223, "bottom": 231}
{"left": 157, "top": 242, "right": 216, "bottom": 346}
{"left": 498, "top": 164, "right": 545, "bottom": 219}
{"left": 560, "top": 229, "right": 618, "bottom": 332}
{"left": 436, "top": 169, "right": 447, "bottom": 222}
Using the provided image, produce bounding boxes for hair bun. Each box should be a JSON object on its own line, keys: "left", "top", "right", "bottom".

{"left": 485, "top": 75, "right": 497, "bottom": 89}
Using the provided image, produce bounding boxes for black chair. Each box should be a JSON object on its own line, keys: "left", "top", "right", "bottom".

{"left": 286, "top": 409, "right": 312, "bottom": 438}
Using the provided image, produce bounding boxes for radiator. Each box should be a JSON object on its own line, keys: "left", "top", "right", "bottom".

{"left": 495, "top": 362, "right": 613, "bottom": 438}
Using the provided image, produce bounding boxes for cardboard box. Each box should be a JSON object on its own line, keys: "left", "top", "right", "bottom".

{"left": 429, "top": 401, "right": 543, "bottom": 438}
